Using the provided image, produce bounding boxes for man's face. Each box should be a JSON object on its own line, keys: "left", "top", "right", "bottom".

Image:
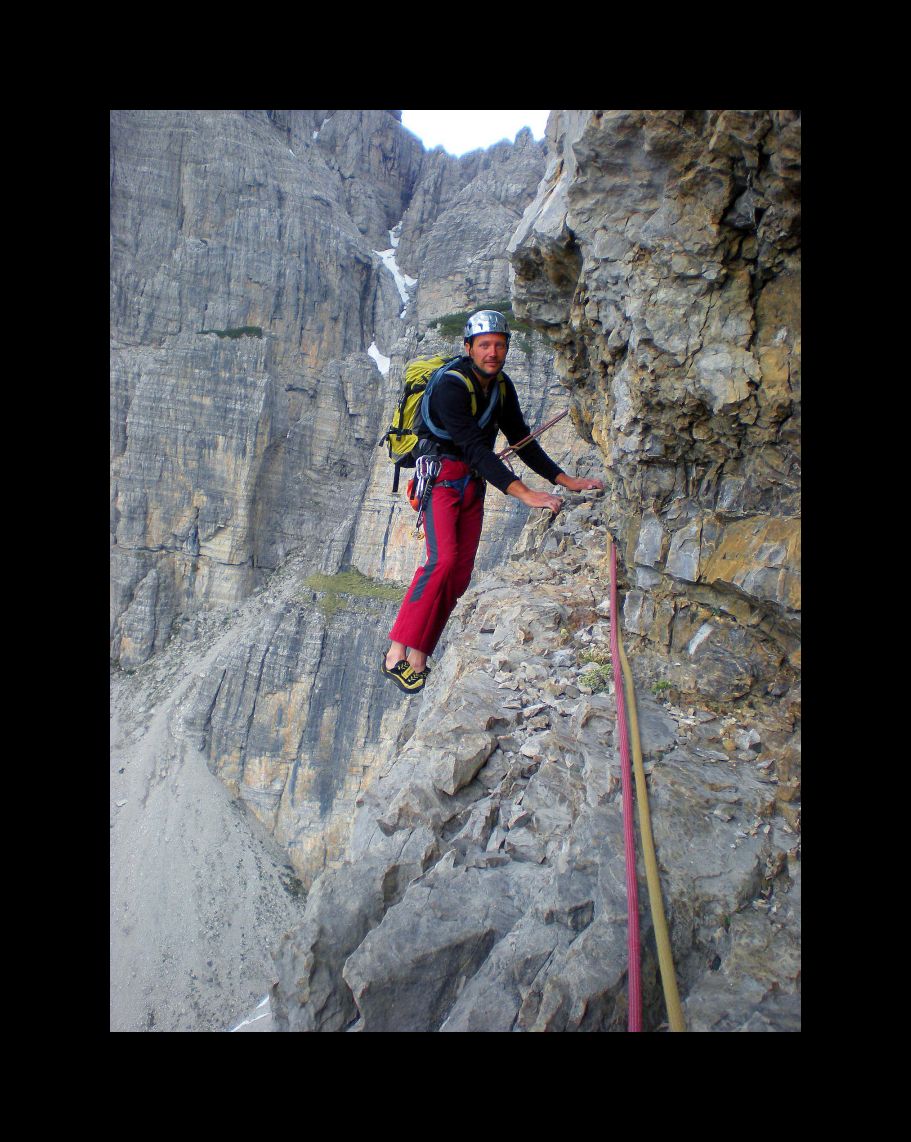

{"left": 466, "top": 333, "right": 508, "bottom": 379}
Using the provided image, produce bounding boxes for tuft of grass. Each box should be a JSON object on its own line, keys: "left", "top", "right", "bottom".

{"left": 579, "top": 647, "right": 611, "bottom": 667}
{"left": 580, "top": 663, "right": 613, "bottom": 692}
{"left": 435, "top": 311, "right": 473, "bottom": 339}
{"left": 305, "top": 568, "right": 404, "bottom": 618}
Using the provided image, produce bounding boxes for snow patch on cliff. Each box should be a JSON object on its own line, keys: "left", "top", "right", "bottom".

{"left": 375, "top": 224, "right": 417, "bottom": 318}
{"left": 368, "top": 342, "right": 391, "bottom": 377}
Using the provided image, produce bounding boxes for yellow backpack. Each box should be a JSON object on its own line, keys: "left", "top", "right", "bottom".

{"left": 379, "top": 355, "right": 504, "bottom": 491}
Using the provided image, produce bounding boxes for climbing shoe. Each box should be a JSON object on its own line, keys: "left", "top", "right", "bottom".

{"left": 382, "top": 655, "right": 430, "bottom": 695}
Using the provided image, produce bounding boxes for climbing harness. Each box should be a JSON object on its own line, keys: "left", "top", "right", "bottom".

{"left": 606, "top": 532, "right": 686, "bottom": 1033}
{"left": 411, "top": 463, "right": 483, "bottom": 540}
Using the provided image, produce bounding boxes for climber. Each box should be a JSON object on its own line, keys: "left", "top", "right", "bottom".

{"left": 382, "top": 309, "right": 603, "bottom": 695}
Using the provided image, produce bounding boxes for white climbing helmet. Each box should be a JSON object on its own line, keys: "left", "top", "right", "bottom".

{"left": 464, "top": 309, "right": 510, "bottom": 342}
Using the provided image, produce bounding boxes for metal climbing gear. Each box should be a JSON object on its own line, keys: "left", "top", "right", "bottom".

{"left": 412, "top": 455, "right": 441, "bottom": 537}
{"left": 411, "top": 460, "right": 483, "bottom": 539}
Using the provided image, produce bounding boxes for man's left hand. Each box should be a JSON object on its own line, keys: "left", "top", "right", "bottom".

{"left": 557, "top": 475, "right": 604, "bottom": 492}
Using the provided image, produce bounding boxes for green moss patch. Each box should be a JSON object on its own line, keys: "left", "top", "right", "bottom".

{"left": 305, "top": 568, "right": 405, "bottom": 618}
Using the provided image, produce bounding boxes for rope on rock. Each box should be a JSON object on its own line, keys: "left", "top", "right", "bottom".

{"left": 615, "top": 621, "right": 687, "bottom": 1032}
{"left": 607, "top": 533, "right": 687, "bottom": 1033}
{"left": 607, "top": 533, "right": 642, "bottom": 1031}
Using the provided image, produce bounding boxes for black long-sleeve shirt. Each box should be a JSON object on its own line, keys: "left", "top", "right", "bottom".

{"left": 415, "top": 357, "right": 564, "bottom": 495}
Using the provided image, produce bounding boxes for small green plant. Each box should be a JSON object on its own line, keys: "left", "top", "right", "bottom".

{"left": 651, "top": 679, "right": 672, "bottom": 696}
{"left": 435, "top": 311, "right": 474, "bottom": 339}
{"left": 279, "top": 870, "right": 307, "bottom": 900}
{"left": 580, "top": 663, "right": 613, "bottom": 692}
{"left": 579, "top": 647, "right": 611, "bottom": 667}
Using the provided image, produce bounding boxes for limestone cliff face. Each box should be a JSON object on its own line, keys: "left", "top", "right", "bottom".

{"left": 267, "top": 110, "right": 801, "bottom": 1033}
{"left": 510, "top": 110, "right": 801, "bottom": 694}
{"left": 111, "top": 109, "right": 592, "bottom": 889}
{"left": 111, "top": 111, "right": 562, "bottom": 670}
{"left": 110, "top": 110, "right": 410, "bottom": 666}
{"left": 271, "top": 498, "right": 800, "bottom": 1033}
{"left": 396, "top": 127, "right": 548, "bottom": 324}
{"left": 111, "top": 110, "right": 800, "bottom": 1033}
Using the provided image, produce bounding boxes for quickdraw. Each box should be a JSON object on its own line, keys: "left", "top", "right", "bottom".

{"left": 410, "top": 455, "right": 441, "bottom": 537}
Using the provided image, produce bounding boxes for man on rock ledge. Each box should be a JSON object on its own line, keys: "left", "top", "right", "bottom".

{"left": 383, "top": 309, "right": 603, "bottom": 695}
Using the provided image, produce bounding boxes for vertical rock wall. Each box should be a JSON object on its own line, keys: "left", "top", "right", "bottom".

{"left": 510, "top": 110, "right": 801, "bottom": 701}
{"left": 111, "top": 111, "right": 568, "bottom": 671}
{"left": 111, "top": 110, "right": 409, "bottom": 666}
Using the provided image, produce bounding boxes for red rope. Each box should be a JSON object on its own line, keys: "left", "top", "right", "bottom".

{"left": 608, "top": 536, "right": 642, "bottom": 1031}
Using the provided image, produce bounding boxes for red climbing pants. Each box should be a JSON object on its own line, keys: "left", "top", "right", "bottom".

{"left": 389, "top": 459, "right": 486, "bottom": 657}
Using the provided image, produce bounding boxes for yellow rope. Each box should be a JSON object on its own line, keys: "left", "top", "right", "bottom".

{"left": 608, "top": 535, "right": 687, "bottom": 1032}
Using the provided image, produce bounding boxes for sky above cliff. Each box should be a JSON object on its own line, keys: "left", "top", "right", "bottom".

{"left": 401, "top": 110, "right": 550, "bottom": 156}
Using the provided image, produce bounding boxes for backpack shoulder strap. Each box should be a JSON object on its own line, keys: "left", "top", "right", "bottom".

{"left": 423, "top": 363, "right": 511, "bottom": 439}
{"left": 421, "top": 358, "right": 474, "bottom": 439}
{"left": 476, "top": 373, "right": 508, "bottom": 429}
